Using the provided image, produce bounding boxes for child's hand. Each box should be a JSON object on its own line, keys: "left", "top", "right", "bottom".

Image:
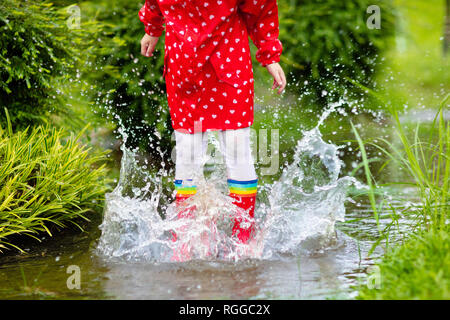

{"left": 140, "top": 34, "right": 159, "bottom": 57}
{"left": 265, "top": 63, "right": 287, "bottom": 94}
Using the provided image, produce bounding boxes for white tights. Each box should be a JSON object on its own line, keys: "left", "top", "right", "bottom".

{"left": 174, "top": 127, "right": 257, "bottom": 183}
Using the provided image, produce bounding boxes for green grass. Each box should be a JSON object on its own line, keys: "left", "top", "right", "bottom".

{"left": 351, "top": 92, "right": 449, "bottom": 299}
{"left": 358, "top": 229, "right": 450, "bottom": 299}
{"left": 352, "top": 96, "right": 449, "bottom": 299}
{"left": 357, "top": 92, "right": 449, "bottom": 228}
{"left": 351, "top": 0, "right": 450, "bottom": 299}
{"left": 0, "top": 110, "right": 111, "bottom": 252}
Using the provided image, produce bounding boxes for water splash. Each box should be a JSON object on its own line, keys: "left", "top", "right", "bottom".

{"left": 96, "top": 106, "right": 358, "bottom": 262}
{"left": 260, "top": 127, "right": 356, "bottom": 258}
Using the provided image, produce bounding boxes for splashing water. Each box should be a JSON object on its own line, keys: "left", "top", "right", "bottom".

{"left": 260, "top": 127, "right": 356, "bottom": 258}
{"left": 96, "top": 105, "right": 358, "bottom": 263}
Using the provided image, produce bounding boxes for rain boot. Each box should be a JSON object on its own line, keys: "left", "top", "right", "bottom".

{"left": 171, "top": 180, "right": 196, "bottom": 261}
{"left": 228, "top": 179, "right": 257, "bottom": 244}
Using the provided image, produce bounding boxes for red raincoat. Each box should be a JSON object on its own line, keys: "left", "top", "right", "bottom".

{"left": 139, "top": 0, "right": 283, "bottom": 133}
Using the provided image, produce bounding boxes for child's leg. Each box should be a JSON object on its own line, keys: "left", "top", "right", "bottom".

{"left": 172, "top": 130, "right": 211, "bottom": 261}
{"left": 218, "top": 128, "right": 258, "bottom": 243}
{"left": 174, "top": 130, "right": 209, "bottom": 207}
{"left": 172, "top": 130, "right": 208, "bottom": 241}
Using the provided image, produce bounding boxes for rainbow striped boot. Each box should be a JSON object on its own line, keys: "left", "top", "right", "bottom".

{"left": 174, "top": 179, "right": 197, "bottom": 217}
{"left": 228, "top": 179, "right": 257, "bottom": 244}
{"left": 171, "top": 179, "right": 197, "bottom": 261}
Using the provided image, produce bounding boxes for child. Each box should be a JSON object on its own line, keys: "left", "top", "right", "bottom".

{"left": 139, "top": 0, "right": 286, "bottom": 245}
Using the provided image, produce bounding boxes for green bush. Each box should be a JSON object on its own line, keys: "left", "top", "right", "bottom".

{"left": 0, "top": 112, "right": 111, "bottom": 252}
{"left": 83, "top": 0, "right": 172, "bottom": 161}
{"left": 278, "top": 0, "right": 396, "bottom": 104}
{"left": 0, "top": 0, "right": 99, "bottom": 130}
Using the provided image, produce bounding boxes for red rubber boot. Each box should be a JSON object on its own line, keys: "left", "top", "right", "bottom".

{"left": 229, "top": 195, "right": 256, "bottom": 244}
{"left": 171, "top": 180, "right": 197, "bottom": 261}
{"left": 171, "top": 196, "right": 196, "bottom": 241}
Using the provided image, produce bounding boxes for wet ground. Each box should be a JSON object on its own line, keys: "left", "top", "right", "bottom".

{"left": 0, "top": 201, "right": 396, "bottom": 300}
